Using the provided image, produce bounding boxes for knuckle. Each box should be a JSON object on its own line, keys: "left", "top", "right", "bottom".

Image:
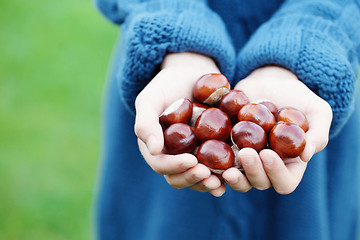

{"left": 134, "top": 122, "right": 146, "bottom": 138}
{"left": 178, "top": 160, "right": 192, "bottom": 171}
{"left": 185, "top": 171, "right": 200, "bottom": 184}
{"left": 325, "top": 101, "right": 333, "bottom": 118}
{"left": 134, "top": 92, "right": 145, "bottom": 110}
{"left": 133, "top": 122, "right": 141, "bottom": 136}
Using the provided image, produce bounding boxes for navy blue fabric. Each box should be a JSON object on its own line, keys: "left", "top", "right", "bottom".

{"left": 95, "top": 0, "right": 360, "bottom": 239}
{"left": 95, "top": 0, "right": 360, "bottom": 138}
{"left": 96, "top": 73, "right": 360, "bottom": 240}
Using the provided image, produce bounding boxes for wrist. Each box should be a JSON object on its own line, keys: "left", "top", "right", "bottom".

{"left": 248, "top": 65, "right": 299, "bottom": 81}
{"left": 161, "top": 52, "right": 220, "bottom": 73}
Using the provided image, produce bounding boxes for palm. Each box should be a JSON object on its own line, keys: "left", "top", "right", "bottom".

{"left": 222, "top": 66, "right": 332, "bottom": 194}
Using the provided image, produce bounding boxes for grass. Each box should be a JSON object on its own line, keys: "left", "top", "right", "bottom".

{"left": 0, "top": 0, "right": 117, "bottom": 239}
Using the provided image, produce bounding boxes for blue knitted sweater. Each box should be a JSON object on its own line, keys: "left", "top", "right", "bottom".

{"left": 96, "top": 0, "right": 360, "bottom": 138}
{"left": 95, "top": 1, "right": 360, "bottom": 240}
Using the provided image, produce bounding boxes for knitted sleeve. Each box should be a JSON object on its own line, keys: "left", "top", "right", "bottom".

{"left": 95, "top": 0, "right": 236, "bottom": 113}
{"left": 237, "top": 0, "right": 360, "bottom": 138}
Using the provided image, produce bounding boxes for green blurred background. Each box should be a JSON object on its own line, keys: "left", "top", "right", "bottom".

{"left": 1, "top": 1, "right": 360, "bottom": 240}
{"left": 0, "top": 0, "right": 117, "bottom": 239}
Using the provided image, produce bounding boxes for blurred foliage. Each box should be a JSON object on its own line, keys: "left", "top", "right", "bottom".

{"left": 0, "top": 0, "right": 117, "bottom": 239}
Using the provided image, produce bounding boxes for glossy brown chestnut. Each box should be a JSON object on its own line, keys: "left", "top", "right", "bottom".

{"left": 189, "top": 102, "right": 209, "bottom": 127}
{"left": 159, "top": 98, "right": 193, "bottom": 128}
{"left": 192, "top": 73, "right": 230, "bottom": 106}
{"left": 258, "top": 100, "right": 278, "bottom": 116}
{"left": 219, "top": 90, "right": 250, "bottom": 121}
{"left": 195, "top": 108, "right": 232, "bottom": 142}
{"left": 269, "top": 122, "right": 306, "bottom": 159}
{"left": 163, "top": 123, "right": 197, "bottom": 155}
{"left": 231, "top": 121, "right": 267, "bottom": 152}
{"left": 276, "top": 107, "right": 309, "bottom": 132}
{"left": 196, "top": 139, "right": 234, "bottom": 174}
{"left": 238, "top": 103, "right": 276, "bottom": 133}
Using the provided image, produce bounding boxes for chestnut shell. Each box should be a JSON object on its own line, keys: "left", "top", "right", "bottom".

{"left": 276, "top": 107, "right": 309, "bottom": 132}
{"left": 219, "top": 90, "right": 250, "bottom": 121}
{"left": 196, "top": 140, "right": 235, "bottom": 171}
{"left": 189, "top": 102, "right": 209, "bottom": 127}
{"left": 192, "top": 73, "right": 230, "bottom": 105}
{"left": 231, "top": 121, "right": 267, "bottom": 152}
{"left": 269, "top": 122, "right": 306, "bottom": 159}
{"left": 258, "top": 100, "right": 278, "bottom": 116}
{"left": 159, "top": 98, "right": 193, "bottom": 128}
{"left": 164, "top": 123, "right": 197, "bottom": 155}
{"left": 238, "top": 103, "right": 276, "bottom": 133}
{"left": 194, "top": 108, "right": 232, "bottom": 142}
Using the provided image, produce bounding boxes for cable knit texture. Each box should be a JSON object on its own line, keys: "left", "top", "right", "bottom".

{"left": 96, "top": 0, "right": 360, "bottom": 138}
{"left": 101, "top": 0, "right": 236, "bottom": 114}
{"left": 237, "top": 1, "right": 360, "bottom": 138}
{"left": 96, "top": 1, "right": 360, "bottom": 240}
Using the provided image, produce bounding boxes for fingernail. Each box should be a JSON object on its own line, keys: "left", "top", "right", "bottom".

{"left": 146, "top": 136, "right": 157, "bottom": 154}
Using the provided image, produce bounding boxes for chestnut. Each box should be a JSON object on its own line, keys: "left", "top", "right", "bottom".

{"left": 276, "top": 107, "right": 309, "bottom": 132}
{"left": 269, "top": 122, "right": 306, "bottom": 159}
{"left": 194, "top": 108, "right": 232, "bottom": 142}
{"left": 257, "top": 100, "right": 278, "bottom": 116}
{"left": 159, "top": 98, "right": 193, "bottom": 128}
{"left": 192, "top": 73, "right": 230, "bottom": 106}
{"left": 219, "top": 90, "right": 250, "bottom": 122}
{"left": 231, "top": 121, "right": 267, "bottom": 152}
{"left": 238, "top": 103, "right": 276, "bottom": 133}
{"left": 196, "top": 139, "right": 235, "bottom": 174}
{"left": 189, "top": 102, "right": 209, "bottom": 127}
{"left": 163, "top": 123, "right": 197, "bottom": 155}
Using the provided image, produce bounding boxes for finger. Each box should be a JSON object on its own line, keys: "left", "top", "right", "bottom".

{"left": 138, "top": 139, "right": 198, "bottom": 175}
{"left": 238, "top": 148, "right": 272, "bottom": 190}
{"left": 134, "top": 90, "right": 165, "bottom": 155}
{"left": 164, "top": 164, "right": 211, "bottom": 189}
{"left": 222, "top": 167, "right": 252, "bottom": 192}
{"left": 260, "top": 149, "right": 307, "bottom": 194}
{"left": 301, "top": 123, "right": 329, "bottom": 163}
{"left": 301, "top": 101, "right": 332, "bottom": 162}
{"left": 189, "top": 175, "right": 222, "bottom": 192}
{"left": 209, "top": 183, "right": 226, "bottom": 197}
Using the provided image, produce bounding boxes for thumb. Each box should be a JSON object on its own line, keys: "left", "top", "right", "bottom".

{"left": 134, "top": 93, "right": 164, "bottom": 155}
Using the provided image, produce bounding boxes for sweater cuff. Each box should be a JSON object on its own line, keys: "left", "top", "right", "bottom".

{"left": 237, "top": 13, "right": 359, "bottom": 138}
{"left": 116, "top": 0, "right": 236, "bottom": 113}
{"left": 94, "top": 0, "right": 125, "bottom": 24}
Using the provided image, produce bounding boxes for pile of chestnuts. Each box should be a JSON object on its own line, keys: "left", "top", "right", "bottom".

{"left": 159, "top": 73, "right": 308, "bottom": 174}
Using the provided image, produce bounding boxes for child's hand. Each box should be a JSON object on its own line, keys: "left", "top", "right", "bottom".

{"left": 222, "top": 66, "right": 333, "bottom": 194}
{"left": 134, "top": 52, "right": 226, "bottom": 197}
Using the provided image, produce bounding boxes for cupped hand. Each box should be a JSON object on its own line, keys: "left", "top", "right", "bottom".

{"left": 223, "top": 66, "right": 333, "bottom": 194}
{"left": 134, "top": 52, "right": 226, "bottom": 197}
